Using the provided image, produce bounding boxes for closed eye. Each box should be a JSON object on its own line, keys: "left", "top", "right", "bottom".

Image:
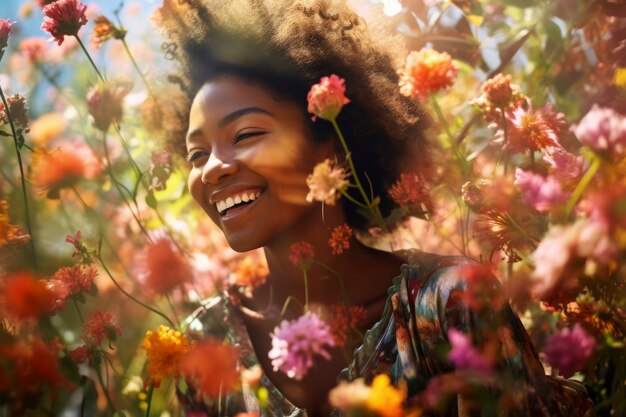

{"left": 235, "top": 131, "right": 265, "bottom": 143}
{"left": 186, "top": 150, "right": 210, "bottom": 165}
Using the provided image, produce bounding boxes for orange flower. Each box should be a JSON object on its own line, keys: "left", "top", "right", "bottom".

{"left": 0, "top": 200, "right": 21, "bottom": 247}
{"left": 388, "top": 172, "right": 432, "bottom": 214}
{"left": 29, "top": 113, "right": 66, "bottom": 146}
{"left": 398, "top": 48, "right": 458, "bottom": 100}
{"left": 19, "top": 37, "right": 48, "bottom": 63}
{"left": 139, "top": 236, "right": 192, "bottom": 295}
{"left": 82, "top": 311, "right": 121, "bottom": 346}
{"left": 92, "top": 15, "right": 125, "bottom": 47}
{"left": 307, "top": 74, "right": 350, "bottom": 122}
{"left": 86, "top": 80, "right": 132, "bottom": 132}
{"left": 288, "top": 240, "right": 315, "bottom": 267}
{"left": 142, "top": 325, "right": 191, "bottom": 383}
{"left": 180, "top": 339, "right": 240, "bottom": 398}
{"left": 30, "top": 147, "right": 93, "bottom": 199}
{"left": 41, "top": 0, "right": 88, "bottom": 45}
{"left": 1, "top": 271, "right": 53, "bottom": 320}
{"left": 365, "top": 374, "right": 406, "bottom": 417}
{"left": 328, "top": 224, "right": 352, "bottom": 255}
{"left": 230, "top": 255, "right": 269, "bottom": 289}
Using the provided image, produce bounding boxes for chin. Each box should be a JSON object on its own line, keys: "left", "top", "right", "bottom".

{"left": 223, "top": 233, "right": 263, "bottom": 253}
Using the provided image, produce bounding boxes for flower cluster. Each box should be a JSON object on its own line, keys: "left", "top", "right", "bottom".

{"left": 398, "top": 48, "right": 458, "bottom": 100}
{"left": 328, "top": 223, "right": 352, "bottom": 255}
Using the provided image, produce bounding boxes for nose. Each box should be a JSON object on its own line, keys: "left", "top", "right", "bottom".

{"left": 200, "top": 151, "right": 239, "bottom": 185}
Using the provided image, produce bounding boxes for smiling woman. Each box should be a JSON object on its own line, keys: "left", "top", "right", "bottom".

{"left": 154, "top": 0, "right": 591, "bottom": 416}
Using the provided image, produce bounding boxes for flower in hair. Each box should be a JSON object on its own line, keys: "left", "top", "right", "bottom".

{"left": 307, "top": 74, "right": 350, "bottom": 122}
{"left": 398, "top": 48, "right": 458, "bottom": 100}
{"left": 268, "top": 312, "right": 335, "bottom": 380}
{"left": 41, "top": 0, "right": 88, "bottom": 46}
{"left": 306, "top": 159, "right": 349, "bottom": 206}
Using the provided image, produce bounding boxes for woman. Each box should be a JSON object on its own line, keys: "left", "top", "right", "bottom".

{"left": 156, "top": 0, "right": 591, "bottom": 415}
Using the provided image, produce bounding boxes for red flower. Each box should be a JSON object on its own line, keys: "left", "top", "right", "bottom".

{"left": 52, "top": 265, "right": 97, "bottom": 295}
{"left": 0, "top": 93, "right": 29, "bottom": 128}
{"left": 86, "top": 80, "right": 132, "bottom": 131}
{"left": 0, "top": 19, "right": 14, "bottom": 58}
{"left": 288, "top": 241, "right": 315, "bottom": 267}
{"left": 0, "top": 200, "right": 21, "bottom": 248}
{"left": 41, "top": 0, "right": 88, "bottom": 45}
{"left": 67, "top": 344, "right": 94, "bottom": 364}
{"left": 329, "top": 304, "right": 367, "bottom": 347}
{"left": 307, "top": 74, "right": 350, "bottom": 122}
{"left": 398, "top": 48, "right": 458, "bottom": 100}
{"left": 45, "top": 278, "right": 70, "bottom": 313}
{"left": 140, "top": 237, "right": 192, "bottom": 295}
{"left": 82, "top": 311, "right": 121, "bottom": 347}
{"left": 388, "top": 172, "right": 432, "bottom": 213}
{"left": 328, "top": 224, "right": 352, "bottom": 255}
{"left": 1, "top": 271, "right": 53, "bottom": 320}
{"left": 180, "top": 339, "right": 240, "bottom": 398}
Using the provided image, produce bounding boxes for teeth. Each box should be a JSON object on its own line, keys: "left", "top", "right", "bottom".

{"left": 216, "top": 190, "right": 262, "bottom": 214}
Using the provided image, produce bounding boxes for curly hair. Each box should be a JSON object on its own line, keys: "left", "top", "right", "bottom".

{"left": 155, "top": 0, "right": 432, "bottom": 230}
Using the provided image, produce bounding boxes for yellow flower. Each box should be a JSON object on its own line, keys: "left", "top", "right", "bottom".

{"left": 614, "top": 67, "right": 626, "bottom": 88}
{"left": 29, "top": 113, "right": 66, "bottom": 146}
{"left": 142, "top": 325, "right": 191, "bottom": 383}
{"left": 366, "top": 374, "right": 406, "bottom": 417}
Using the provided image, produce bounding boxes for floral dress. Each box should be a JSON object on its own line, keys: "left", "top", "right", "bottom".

{"left": 178, "top": 250, "right": 592, "bottom": 417}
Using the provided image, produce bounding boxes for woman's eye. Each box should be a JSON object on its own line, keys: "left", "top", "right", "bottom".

{"left": 186, "top": 151, "right": 209, "bottom": 166}
{"left": 234, "top": 131, "right": 264, "bottom": 143}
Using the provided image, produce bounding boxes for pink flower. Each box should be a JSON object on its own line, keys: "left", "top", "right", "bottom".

{"left": 0, "top": 19, "right": 14, "bottom": 57}
{"left": 514, "top": 169, "right": 570, "bottom": 213}
{"left": 86, "top": 80, "right": 132, "bottom": 132}
{"left": 542, "top": 147, "right": 583, "bottom": 183}
{"left": 52, "top": 265, "right": 97, "bottom": 295}
{"left": 268, "top": 312, "right": 335, "bottom": 380}
{"left": 501, "top": 106, "right": 564, "bottom": 153}
{"left": 82, "top": 311, "right": 121, "bottom": 347}
{"left": 305, "top": 159, "right": 349, "bottom": 205}
{"left": 328, "top": 224, "right": 352, "bottom": 255}
{"left": 388, "top": 172, "right": 432, "bottom": 212}
{"left": 288, "top": 241, "right": 315, "bottom": 267}
{"left": 398, "top": 48, "right": 458, "bottom": 100}
{"left": 584, "top": 183, "right": 626, "bottom": 232}
{"left": 307, "top": 75, "right": 350, "bottom": 121}
{"left": 571, "top": 104, "right": 626, "bottom": 156}
{"left": 41, "top": 0, "right": 88, "bottom": 46}
{"left": 447, "top": 329, "right": 493, "bottom": 376}
{"left": 543, "top": 325, "right": 595, "bottom": 377}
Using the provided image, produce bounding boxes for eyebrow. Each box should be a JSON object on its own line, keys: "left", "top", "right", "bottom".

{"left": 186, "top": 107, "right": 275, "bottom": 143}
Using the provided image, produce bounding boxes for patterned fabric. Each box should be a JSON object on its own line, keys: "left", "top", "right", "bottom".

{"left": 178, "top": 250, "right": 592, "bottom": 417}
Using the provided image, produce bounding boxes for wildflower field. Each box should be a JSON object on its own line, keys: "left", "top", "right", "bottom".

{"left": 0, "top": 0, "right": 625, "bottom": 416}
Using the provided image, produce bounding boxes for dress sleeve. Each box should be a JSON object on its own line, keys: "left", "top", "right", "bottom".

{"left": 394, "top": 255, "right": 592, "bottom": 417}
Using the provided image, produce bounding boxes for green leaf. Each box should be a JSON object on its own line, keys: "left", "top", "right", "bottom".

{"left": 145, "top": 193, "right": 157, "bottom": 209}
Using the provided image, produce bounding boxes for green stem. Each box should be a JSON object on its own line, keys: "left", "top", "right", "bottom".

{"left": 0, "top": 85, "right": 38, "bottom": 271}
{"left": 145, "top": 382, "right": 154, "bottom": 417}
{"left": 565, "top": 155, "right": 601, "bottom": 217}
{"left": 74, "top": 35, "right": 105, "bottom": 82}
{"left": 95, "top": 365, "right": 116, "bottom": 414}
{"left": 73, "top": 298, "right": 85, "bottom": 323}
{"left": 430, "top": 95, "right": 470, "bottom": 179}
{"left": 121, "top": 39, "right": 155, "bottom": 97}
{"left": 166, "top": 294, "right": 181, "bottom": 326}
{"left": 113, "top": 125, "right": 142, "bottom": 178}
{"left": 97, "top": 254, "right": 177, "bottom": 328}
{"left": 338, "top": 188, "right": 370, "bottom": 210}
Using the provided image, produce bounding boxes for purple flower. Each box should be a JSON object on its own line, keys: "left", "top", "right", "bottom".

{"left": 514, "top": 168, "right": 570, "bottom": 213}
{"left": 543, "top": 325, "right": 596, "bottom": 378}
{"left": 571, "top": 104, "right": 626, "bottom": 156}
{"left": 447, "top": 329, "right": 493, "bottom": 376}
{"left": 268, "top": 312, "right": 335, "bottom": 380}
{"left": 543, "top": 146, "right": 584, "bottom": 183}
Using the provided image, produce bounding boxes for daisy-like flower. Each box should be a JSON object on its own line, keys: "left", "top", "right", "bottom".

{"left": 142, "top": 325, "right": 191, "bottom": 383}
{"left": 0, "top": 93, "right": 29, "bottom": 128}
{"left": 86, "top": 80, "right": 132, "bottom": 132}
{"left": 543, "top": 324, "right": 596, "bottom": 378}
{"left": 1, "top": 271, "right": 53, "bottom": 320}
{"left": 30, "top": 146, "right": 95, "bottom": 199}
{"left": 307, "top": 74, "right": 350, "bottom": 122}
{"left": 0, "top": 19, "right": 14, "bottom": 59}
{"left": 365, "top": 374, "right": 406, "bottom": 417}
{"left": 41, "top": 0, "right": 88, "bottom": 46}
{"left": 92, "top": 15, "right": 125, "bottom": 47}
{"left": 268, "top": 312, "right": 335, "bottom": 380}
{"left": 288, "top": 241, "right": 315, "bottom": 267}
{"left": 328, "top": 223, "right": 352, "bottom": 255}
{"left": 138, "top": 236, "right": 192, "bottom": 296}
{"left": 571, "top": 104, "right": 626, "bottom": 157}
{"left": 447, "top": 329, "right": 494, "bottom": 376}
{"left": 501, "top": 105, "right": 565, "bottom": 153}
{"left": 398, "top": 48, "right": 458, "bottom": 100}
{"left": 180, "top": 339, "right": 240, "bottom": 398}
{"left": 305, "top": 159, "right": 349, "bottom": 206}
{"left": 514, "top": 169, "right": 570, "bottom": 213}
{"left": 388, "top": 172, "right": 432, "bottom": 214}
{"left": 82, "top": 310, "right": 121, "bottom": 347}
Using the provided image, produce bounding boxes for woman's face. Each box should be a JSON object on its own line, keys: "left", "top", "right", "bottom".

{"left": 186, "top": 75, "right": 334, "bottom": 252}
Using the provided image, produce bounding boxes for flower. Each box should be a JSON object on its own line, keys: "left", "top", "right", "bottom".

{"left": 67, "top": 344, "right": 94, "bottom": 364}
{"left": 398, "top": 48, "right": 458, "bottom": 100}
{"left": 1, "top": 271, "right": 53, "bottom": 319}
{"left": 388, "top": 172, "right": 432, "bottom": 213}
{"left": 19, "top": 37, "right": 48, "bottom": 63}
{"left": 82, "top": 311, "right": 121, "bottom": 347}
{"left": 138, "top": 236, "right": 192, "bottom": 295}
{"left": 447, "top": 329, "right": 494, "bottom": 376}
{"left": 470, "top": 73, "right": 528, "bottom": 123}
{"left": 0, "top": 19, "right": 14, "bottom": 59}
{"left": 571, "top": 104, "right": 626, "bottom": 156}
{"left": 305, "top": 159, "right": 349, "bottom": 205}
{"left": 458, "top": 263, "right": 504, "bottom": 312}
{"left": 306, "top": 74, "right": 350, "bottom": 121}
{"left": 45, "top": 278, "right": 70, "bottom": 313}
{"left": 230, "top": 255, "right": 269, "bottom": 289}
{"left": 329, "top": 304, "right": 366, "bottom": 347}
{"left": 92, "top": 15, "right": 125, "bottom": 47}
{"left": 180, "top": 339, "right": 240, "bottom": 398}
{"left": 365, "top": 374, "right": 406, "bottom": 417}
{"left": 288, "top": 241, "right": 315, "bottom": 267}
{"left": 543, "top": 324, "right": 596, "bottom": 378}
{"left": 328, "top": 378, "right": 370, "bottom": 410}
{"left": 52, "top": 265, "right": 97, "bottom": 295}
{"left": 148, "top": 150, "right": 172, "bottom": 192}
{"left": 41, "top": 0, "right": 88, "bottom": 45}
{"left": 30, "top": 147, "right": 91, "bottom": 199}
{"left": 501, "top": 105, "right": 564, "bottom": 153}
{"left": 65, "top": 230, "right": 94, "bottom": 264}
{"left": 584, "top": 183, "right": 626, "bottom": 233}
{"left": 0, "top": 200, "right": 21, "bottom": 247}
{"left": 480, "top": 73, "right": 514, "bottom": 108}
{"left": 0, "top": 93, "right": 29, "bottom": 128}
{"left": 268, "top": 312, "right": 335, "bottom": 380}
{"left": 29, "top": 113, "right": 66, "bottom": 146}
{"left": 514, "top": 169, "right": 570, "bottom": 213}
{"left": 542, "top": 146, "right": 583, "bottom": 183}
{"left": 86, "top": 80, "right": 132, "bottom": 132}
{"left": 328, "top": 224, "right": 352, "bottom": 255}
{"left": 142, "top": 325, "right": 191, "bottom": 383}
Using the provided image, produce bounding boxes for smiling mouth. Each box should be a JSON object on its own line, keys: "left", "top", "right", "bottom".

{"left": 216, "top": 190, "right": 262, "bottom": 215}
